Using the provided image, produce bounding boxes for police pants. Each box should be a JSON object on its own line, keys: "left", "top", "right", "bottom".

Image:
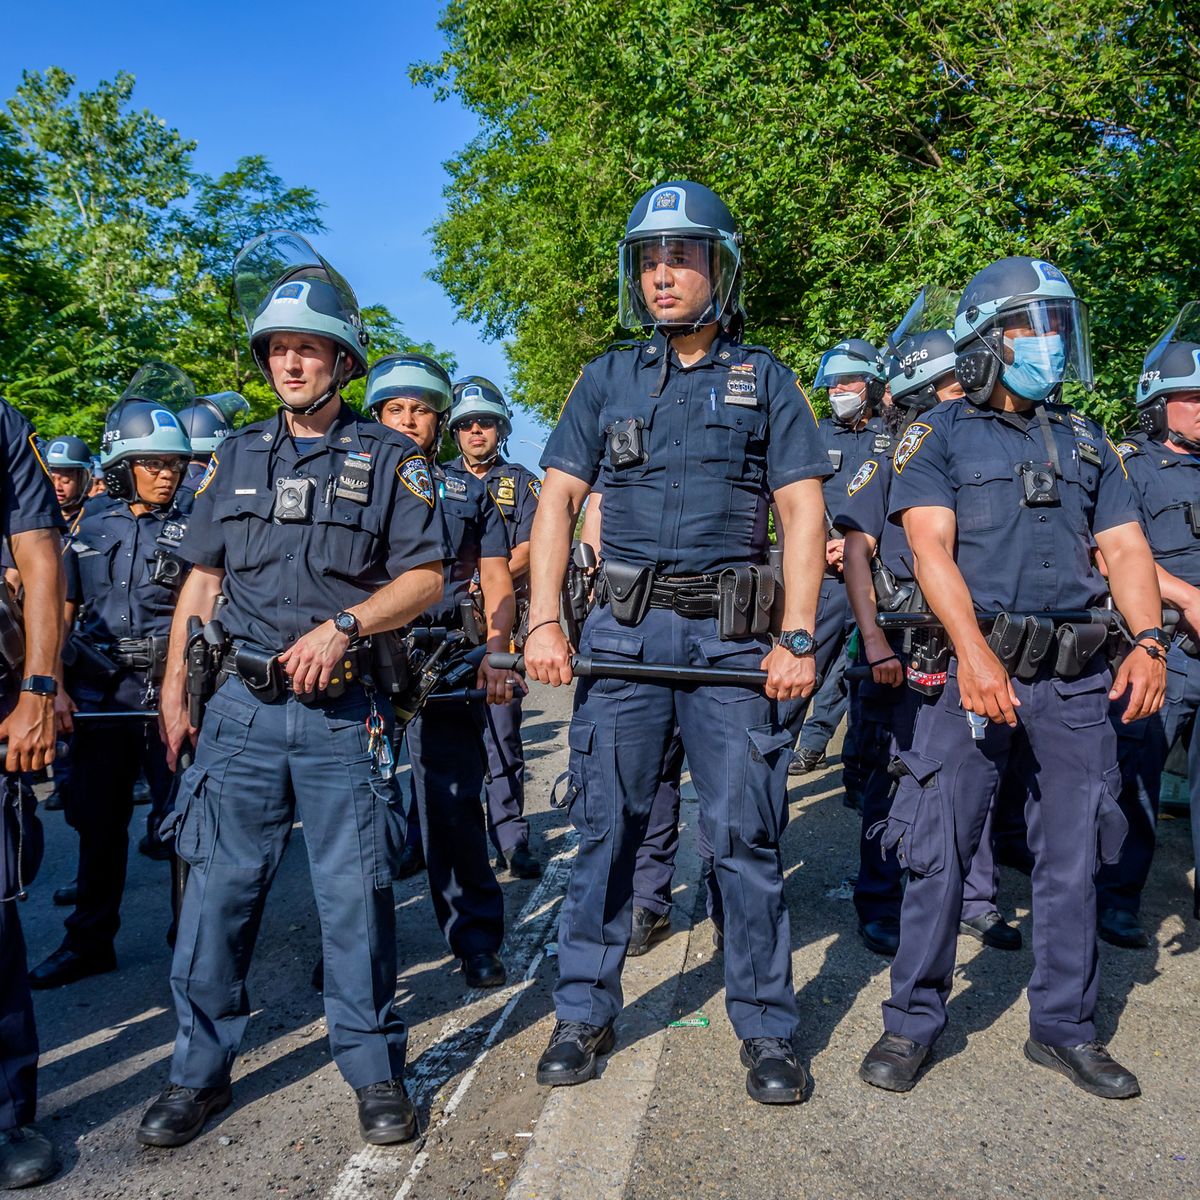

{"left": 856, "top": 676, "right": 999, "bottom": 926}
{"left": 62, "top": 714, "right": 173, "bottom": 954}
{"left": 169, "top": 679, "right": 408, "bottom": 1091}
{"left": 556, "top": 605, "right": 797, "bottom": 1039}
{"left": 883, "top": 664, "right": 1126, "bottom": 1048}
{"left": 0, "top": 779, "right": 40, "bottom": 1130}
{"left": 482, "top": 692, "right": 529, "bottom": 856}
{"left": 787, "top": 575, "right": 851, "bottom": 749}
{"left": 632, "top": 729, "right": 719, "bottom": 925}
{"left": 406, "top": 700, "right": 504, "bottom": 958}
{"left": 1159, "top": 646, "right": 1200, "bottom": 916}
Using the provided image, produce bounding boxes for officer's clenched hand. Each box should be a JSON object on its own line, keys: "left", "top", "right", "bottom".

{"left": 479, "top": 660, "right": 528, "bottom": 705}
{"left": 826, "top": 539, "right": 845, "bottom": 574}
{"left": 279, "top": 621, "right": 350, "bottom": 696}
{"left": 54, "top": 689, "right": 77, "bottom": 735}
{"left": 524, "top": 621, "right": 573, "bottom": 687}
{"left": 158, "top": 686, "right": 197, "bottom": 772}
{"left": 761, "top": 645, "right": 816, "bottom": 702}
{"left": 861, "top": 630, "right": 904, "bottom": 688}
{"left": 956, "top": 641, "right": 1021, "bottom": 726}
{"left": 0, "top": 693, "right": 56, "bottom": 773}
{"left": 1109, "top": 643, "right": 1167, "bottom": 723}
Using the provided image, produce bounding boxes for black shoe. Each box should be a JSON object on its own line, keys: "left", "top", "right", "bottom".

{"left": 787, "top": 747, "right": 826, "bottom": 777}
{"left": 858, "top": 917, "right": 900, "bottom": 958}
{"left": 138, "top": 833, "right": 172, "bottom": 862}
{"left": 52, "top": 882, "right": 77, "bottom": 907}
{"left": 960, "top": 911, "right": 1022, "bottom": 950}
{"left": 859, "top": 1032, "right": 931, "bottom": 1092}
{"left": 43, "top": 788, "right": 65, "bottom": 812}
{"left": 627, "top": 907, "right": 671, "bottom": 957}
{"left": 396, "top": 844, "right": 425, "bottom": 880}
{"left": 355, "top": 1078, "right": 417, "bottom": 1145}
{"left": 132, "top": 778, "right": 152, "bottom": 806}
{"left": 461, "top": 951, "right": 506, "bottom": 989}
{"left": 740, "top": 1038, "right": 808, "bottom": 1104}
{"left": 536, "top": 1020, "right": 615, "bottom": 1086}
{"left": 29, "top": 944, "right": 116, "bottom": 989}
{"left": 136, "top": 1083, "right": 233, "bottom": 1147}
{"left": 505, "top": 844, "right": 543, "bottom": 879}
{"left": 1098, "top": 907, "right": 1151, "bottom": 949}
{"left": 0, "top": 1126, "right": 59, "bottom": 1189}
{"left": 1024, "top": 1039, "right": 1140, "bottom": 1099}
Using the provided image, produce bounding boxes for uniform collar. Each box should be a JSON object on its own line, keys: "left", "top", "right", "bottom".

{"left": 246, "top": 401, "right": 362, "bottom": 455}
{"left": 637, "top": 327, "right": 740, "bottom": 370}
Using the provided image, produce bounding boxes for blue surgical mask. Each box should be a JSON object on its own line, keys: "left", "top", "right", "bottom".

{"left": 1001, "top": 333, "right": 1066, "bottom": 401}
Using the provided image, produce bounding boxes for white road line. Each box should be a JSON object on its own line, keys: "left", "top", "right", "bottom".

{"left": 326, "top": 834, "right": 577, "bottom": 1200}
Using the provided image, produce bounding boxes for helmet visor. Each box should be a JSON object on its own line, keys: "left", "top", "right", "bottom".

{"left": 995, "top": 297, "right": 1093, "bottom": 390}
{"left": 365, "top": 355, "right": 453, "bottom": 414}
{"left": 117, "top": 362, "right": 196, "bottom": 410}
{"left": 234, "top": 230, "right": 361, "bottom": 338}
{"left": 617, "top": 234, "right": 739, "bottom": 331}
{"left": 202, "top": 391, "right": 251, "bottom": 424}
{"left": 814, "top": 352, "right": 874, "bottom": 391}
{"left": 888, "top": 286, "right": 959, "bottom": 356}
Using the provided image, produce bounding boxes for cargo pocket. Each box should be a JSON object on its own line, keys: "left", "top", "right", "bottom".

{"left": 1096, "top": 765, "right": 1129, "bottom": 868}
{"left": 206, "top": 685, "right": 256, "bottom": 755}
{"left": 877, "top": 750, "right": 946, "bottom": 877}
{"left": 324, "top": 701, "right": 374, "bottom": 766}
{"left": 584, "top": 628, "right": 644, "bottom": 700}
{"left": 172, "top": 764, "right": 213, "bottom": 870}
{"left": 564, "top": 719, "right": 610, "bottom": 839}
{"left": 735, "top": 724, "right": 794, "bottom": 848}
{"left": 1053, "top": 672, "right": 1111, "bottom": 729}
{"left": 371, "top": 775, "right": 407, "bottom": 887}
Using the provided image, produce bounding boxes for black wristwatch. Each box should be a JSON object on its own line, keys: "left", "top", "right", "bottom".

{"left": 778, "top": 629, "right": 816, "bottom": 657}
{"left": 1133, "top": 627, "right": 1171, "bottom": 653}
{"left": 20, "top": 675, "right": 58, "bottom": 697}
{"left": 333, "top": 610, "right": 360, "bottom": 639}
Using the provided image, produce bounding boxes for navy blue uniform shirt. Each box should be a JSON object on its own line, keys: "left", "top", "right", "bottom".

{"left": 179, "top": 403, "right": 444, "bottom": 653}
{"left": 888, "top": 400, "right": 1139, "bottom": 612}
{"left": 67, "top": 504, "right": 183, "bottom": 642}
{"left": 540, "top": 329, "right": 828, "bottom": 575}
{"left": 0, "top": 402, "right": 63, "bottom": 541}
{"left": 423, "top": 461, "right": 508, "bottom": 625}
{"left": 831, "top": 438, "right": 914, "bottom": 581}
{"left": 1116, "top": 435, "right": 1200, "bottom": 589}
{"left": 818, "top": 416, "right": 890, "bottom": 516}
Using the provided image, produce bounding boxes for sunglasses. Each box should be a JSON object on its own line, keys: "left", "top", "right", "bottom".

{"left": 456, "top": 417, "right": 499, "bottom": 432}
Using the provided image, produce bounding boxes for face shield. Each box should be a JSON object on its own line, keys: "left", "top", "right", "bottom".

{"left": 233, "top": 230, "right": 361, "bottom": 340}
{"left": 887, "top": 286, "right": 959, "bottom": 356}
{"left": 201, "top": 391, "right": 251, "bottom": 425}
{"left": 617, "top": 233, "right": 740, "bottom": 331}
{"left": 116, "top": 363, "right": 197, "bottom": 412}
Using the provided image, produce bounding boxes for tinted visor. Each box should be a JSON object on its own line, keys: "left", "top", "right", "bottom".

{"left": 617, "top": 233, "right": 739, "bottom": 330}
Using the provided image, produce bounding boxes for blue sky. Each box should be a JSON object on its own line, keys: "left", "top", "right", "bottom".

{"left": 2, "top": 0, "right": 550, "bottom": 470}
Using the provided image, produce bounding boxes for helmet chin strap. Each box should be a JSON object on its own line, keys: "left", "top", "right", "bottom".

{"left": 277, "top": 350, "right": 346, "bottom": 417}
{"left": 1168, "top": 428, "right": 1200, "bottom": 453}
{"left": 456, "top": 431, "right": 502, "bottom": 468}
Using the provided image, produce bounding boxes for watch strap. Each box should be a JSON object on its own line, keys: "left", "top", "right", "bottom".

{"left": 20, "top": 675, "right": 58, "bottom": 696}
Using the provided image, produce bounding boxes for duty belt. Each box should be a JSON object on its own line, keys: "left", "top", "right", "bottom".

{"left": 647, "top": 574, "right": 721, "bottom": 618}
{"left": 219, "top": 641, "right": 369, "bottom": 700}
{"left": 110, "top": 636, "right": 170, "bottom": 673}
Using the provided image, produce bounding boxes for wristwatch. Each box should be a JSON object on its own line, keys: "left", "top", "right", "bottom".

{"left": 1133, "top": 626, "right": 1170, "bottom": 651}
{"left": 20, "top": 675, "right": 58, "bottom": 697}
{"left": 333, "top": 610, "right": 360, "bottom": 639}
{"left": 778, "top": 629, "right": 816, "bottom": 657}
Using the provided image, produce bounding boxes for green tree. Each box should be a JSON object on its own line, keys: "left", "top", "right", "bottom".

{"left": 416, "top": 0, "right": 1200, "bottom": 431}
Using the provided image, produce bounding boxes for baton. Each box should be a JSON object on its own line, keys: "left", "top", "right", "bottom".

{"left": 71, "top": 710, "right": 157, "bottom": 721}
{"left": 490, "top": 652, "right": 771, "bottom": 690}
{"left": 424, "top": 687, "right": 488, "bottom": 705}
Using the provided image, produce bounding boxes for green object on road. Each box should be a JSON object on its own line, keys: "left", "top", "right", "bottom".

{"left": 669, "top": 1011, "right": 710, "bottom": 1028}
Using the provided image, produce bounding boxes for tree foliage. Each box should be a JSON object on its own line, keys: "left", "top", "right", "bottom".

{"left": 1, "top": 69, "right": 451, "bottom": 442}
{"left": 416, "top": 0, "right": 1200, "bottom": 430}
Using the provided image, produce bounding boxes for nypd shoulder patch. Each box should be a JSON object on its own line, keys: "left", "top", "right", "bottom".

{"left": 529, "top": 478, "right": 542, "bottom": 500}
{"left": 893, "top": 423, "right": 933, "bottom": 473}
{"left": 398, "top": 455, "right": 434, "bottom": 507}
{"left": 847, "top": 459, "right": 878, "bottom": 496}
{"left": 195, "top": 454, "right": 219, "bottom": 495}
{"left": 1115, "top": 440, "right": 1141, "bottom": 461}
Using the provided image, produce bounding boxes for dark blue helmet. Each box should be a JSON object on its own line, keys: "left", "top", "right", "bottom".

{"left": 100, "top": 401, "right": 190, "bottom": 503}
{"left": 44, "top": 435, "right": 93, "bottom": 472}
{"left": 1136, "top": 302, "right": 1200, "bottom": 441}
{"left": 887, "top": 329, "right": 959, "bottom": 412}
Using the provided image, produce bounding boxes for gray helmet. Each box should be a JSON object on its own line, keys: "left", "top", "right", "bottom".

{"left": 177, "top": 392, "right": 248, "bottom": 456}
{"left": 44, "top": 435, "right": 93, "bottom": 472}
{"left": 617, "top": 181, "right": 743, "bottom": 334}
{"left": 365, "top": 354, "right": 453, "bottom": 414}
{"left": 813, "top": 338, "right": 888, "bottom": 413}
{"left": 953, "top": 256, "right": 1092, "bottom": 404}
{"left": 449, "top": 376, "right": 512, "bottom": 440}
{"left": 234, "top": 231, "right": 369, "bottom": 412}
{"left": 100, "top": 401, "right": 190, "bottom": 503}
{"left": 888, "top": 329, "right": 958, "bottom": 412}
{"left": 1136, "top": 302, "right": 1200, "bottom": 442}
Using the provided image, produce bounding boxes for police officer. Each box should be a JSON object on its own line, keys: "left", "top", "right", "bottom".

{"left": 1110, "top": 304, "right": 1200, "bottom": 939}
{"left": 834, "top": 324, "right": 1020, "bottom": 957}
{"left": 444, "top": 376, "right": 543, "bottom": 879}
{"left": 29, "top": 400, "right": 191, "bottom": 990}
{"left": 175, "top": 392, "right": 248, "bottom": 513}
{"left": 788, "top": 340, "right": 890, "bottom": 784}
{"left": 525, "top": 181, "right": 829, "bottom": 1103}
{"left": 367, "top": 354, "right": 513, "bottom": 990}
{"left": 139, "top": 233, "right": 444, "bottom": 1148}
{"left": 0, "top": 399, "right": 68, "bottom": 1189}
{"left": 859, "top": 256, "right": 1165, "bottom": 1098}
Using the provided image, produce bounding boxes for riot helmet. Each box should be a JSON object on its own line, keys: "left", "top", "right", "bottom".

{"left": 887, "top": 329, "right": 960, "bottom": 413}
{"left": 44, "top": 435, "right": 93, "bottom": 511}
{"left": 177, "top": 392, "right": 248, "bottom": 458}
{"left": 813, "top": 338, "right": 887, "bottom": 423}
{"left": 100, "top": 400, "right": 190, "bottom": 504}
{"left": 953, "top": 256, "right": 1092, "bottom": 405}
{"left": 365, "top": 354, "right": 453, "bottom": 454}
{"left": 617, "top": 181, "right": 744, "bottom": 335}
{"left": 449, "top": 375, "right": 512, "bottom": 467}
{"left": 234, "top": 231, "right": 369, "bottom": 415}
{"left": 1136, "top": 302, "right": 1200, "bottom": 446}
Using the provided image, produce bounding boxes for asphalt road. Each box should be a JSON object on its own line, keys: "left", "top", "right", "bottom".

{"left": 15, "top": 684, "right": 1199, "bottom": 1199}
